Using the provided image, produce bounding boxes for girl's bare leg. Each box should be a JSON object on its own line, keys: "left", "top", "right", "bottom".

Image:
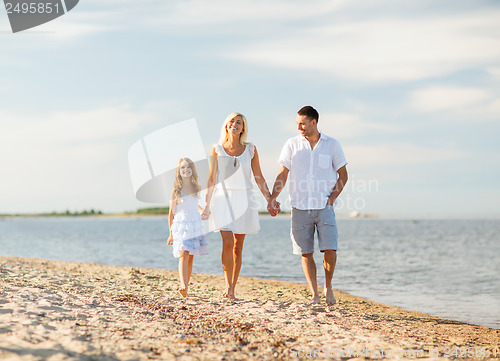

{"left": 178, "top": 251, "right": 190, "bottom": 298}
{"left": 187, "top": 255, "right": 194, "bottom": 285}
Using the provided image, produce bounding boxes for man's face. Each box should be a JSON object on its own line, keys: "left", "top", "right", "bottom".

{"left": 296, "top": 114, "right": 316, "bottom": 137}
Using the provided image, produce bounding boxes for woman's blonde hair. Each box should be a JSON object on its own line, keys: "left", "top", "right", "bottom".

{"left": 218, "top": 112, "right": 248, "bottom": 145}
{"left": 173, "top": 157, "right": 201, "bottom": 204}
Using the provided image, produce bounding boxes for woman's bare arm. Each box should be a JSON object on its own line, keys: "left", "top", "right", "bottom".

{"left": 250, "top": 146, "right": 272, "bottom": 203}
{"left": 203, "top": 147, "right": 218, "bottom": 216}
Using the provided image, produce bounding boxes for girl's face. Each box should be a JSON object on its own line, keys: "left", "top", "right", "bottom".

{"left": 179, "top": 160, "right": 193, "bottom": 178}
{"left": 226, "top": 115, "right": 244, "bottom": 135}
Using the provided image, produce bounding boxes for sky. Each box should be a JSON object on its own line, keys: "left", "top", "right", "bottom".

{"left": 1, "top": 0, "right": 499, "bottom": 217}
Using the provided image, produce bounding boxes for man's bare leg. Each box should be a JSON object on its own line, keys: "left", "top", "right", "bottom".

{"left": 301, "top": 253, "right": 320, "bottom": 304}
{"left": 323, "top": 250, "right": 337, "bottom": 305}
{"left": 221, "top": 231, "right": 235, "bottom": 298}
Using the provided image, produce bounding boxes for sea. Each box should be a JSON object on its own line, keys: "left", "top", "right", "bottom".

{"left": 0, "top": 216, "right": 499, "bottom": 330}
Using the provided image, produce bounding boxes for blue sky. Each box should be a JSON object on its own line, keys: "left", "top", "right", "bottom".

{"left": 1, "top": 0, "right": 499, "bottom": 217}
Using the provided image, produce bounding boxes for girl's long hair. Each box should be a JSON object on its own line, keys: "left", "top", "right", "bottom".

{"left": 218, "top": 112, "right": 248, "bottom": 145}
{"left": 173, "top": 157, "right": 201, "bottom": 204}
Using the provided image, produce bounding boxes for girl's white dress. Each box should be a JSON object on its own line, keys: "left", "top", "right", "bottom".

{"left": 209, "top": 143, "right": 260, "bottom": 234}
{"left": 171, "top": 193, "right": 208, "bottom": 258}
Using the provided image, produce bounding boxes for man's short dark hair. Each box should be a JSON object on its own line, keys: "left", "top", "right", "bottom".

{"left": 297, "top": 106, "right": 319, "bottom": 123}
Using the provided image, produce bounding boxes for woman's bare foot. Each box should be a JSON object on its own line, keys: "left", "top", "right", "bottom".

{"left": 179, "top": 288, "right": 188, "bottom": 298}
{"left": 324, "top": 288, "right": 336, "bottom": 305}
{"left": 221, "top": 288, "right": 236, "bottom": 300}
{"left": 309, "top": 296, "right": 321, "bottom": 305}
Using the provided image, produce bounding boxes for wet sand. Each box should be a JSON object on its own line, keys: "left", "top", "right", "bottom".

{"left": 0, "top": 257, "right": 498, "bottom": 360}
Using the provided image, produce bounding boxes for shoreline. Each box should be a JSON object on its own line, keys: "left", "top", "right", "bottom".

{"left": 3, "top": 213, "right": 500, "bottom": 220}
{"left": 1, "top": 257, "right": 498, "bottom": 360}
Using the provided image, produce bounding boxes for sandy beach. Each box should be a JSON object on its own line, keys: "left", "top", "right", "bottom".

{"left": 0, "top": 257, "right": 498, "bottom": 360}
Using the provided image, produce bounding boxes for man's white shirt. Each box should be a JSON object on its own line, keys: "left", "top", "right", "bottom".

{"left": 278, "top": 132, "right": 347, "bottom": 210}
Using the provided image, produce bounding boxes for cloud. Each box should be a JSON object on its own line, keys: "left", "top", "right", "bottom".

{"left": 280, "top": 112, "right": 397, "bottom": 139}
{"left": 409, "top": 86, "right": 493, "bottom": 112}
{"left": 456, "top": 97, "right": 500, "bottom": 120}
{"left": 318, "top": 113, "right": 398, "bottom": 139}
{"left": 0, "top": 105, "right": 159, "bottom": 210}
{"left": 151, "top": 0, "right": 346, "bottom": 27}
{"left": 30, "top": 0, "right": 347, "bottom": 37}
{"left": 344, "top": 143, "right": 464, "bottom": 168}
{"left": 487, "top": 67, "right": 500, "bottom": 80}
{"left": 225, "top": 10, "right": 500, "bottom": 83}
{"left": 1, "top": 105, "right": 156, "bottom": 145}
{"left": 28, "top": 10, "right": 113, "bottom": 39}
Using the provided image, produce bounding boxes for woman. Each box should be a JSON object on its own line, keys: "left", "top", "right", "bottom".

{"left": 203, "top": 112, "right": 272, "bottom": 299}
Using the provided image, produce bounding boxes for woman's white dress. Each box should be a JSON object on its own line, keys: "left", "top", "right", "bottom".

{"left": 171, "top": 193, "right": 208, "bottom": 258}
{"left": 209, "top": 143, "right": 260, "bottom": 234}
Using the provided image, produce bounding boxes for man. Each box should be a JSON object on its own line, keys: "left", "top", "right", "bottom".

{"left": 268, "top": 106, "right": 348, "bottom": 305}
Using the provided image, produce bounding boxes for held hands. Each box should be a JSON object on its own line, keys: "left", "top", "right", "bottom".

{"left": 167, "top": 234, "right": 173, "bottom": 245}
{"left": 201, "top": 206, "right": 211, "bottom": 221}
{"left": 267, "top": 198, "right": 281, "bottom": 217}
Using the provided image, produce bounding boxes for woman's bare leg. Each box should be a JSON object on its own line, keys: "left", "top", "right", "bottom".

{"left": 230, "top": 233, "right": 245, "bottom": 299}
{"left": 220, "top": 231, "right": 235, "bottom": 297}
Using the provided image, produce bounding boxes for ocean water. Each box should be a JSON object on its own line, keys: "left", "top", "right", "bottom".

{"left": 0, "top": 216, "right": 499, "bottom": 329}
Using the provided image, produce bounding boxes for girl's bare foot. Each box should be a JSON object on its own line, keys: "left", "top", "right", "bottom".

{"left": 179, "top": 288, "right": 188, "bottom": 298}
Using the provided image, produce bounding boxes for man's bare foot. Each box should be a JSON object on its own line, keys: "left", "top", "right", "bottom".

{"left": 309, "top": 296, "right": 321, "bottom": 305}
{"left": 324, "top": 288, "right": 336, "bottom": 305}
{"left": 179, "top": 288, "right": 188, "bottom": 298}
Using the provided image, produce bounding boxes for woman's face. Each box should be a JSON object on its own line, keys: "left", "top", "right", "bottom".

{"left": 226, "top": 115, "right": 244, "bottom": 136}
{"left": 179, "top": 160, "right": 193, "bottom": 178}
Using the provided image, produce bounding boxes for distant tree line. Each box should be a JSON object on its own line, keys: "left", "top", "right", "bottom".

{"left": 45, "top": 209, "right": 104, "bottom": 216}
{"left": 135, "top": 207, "right": 169, "bottom": 215}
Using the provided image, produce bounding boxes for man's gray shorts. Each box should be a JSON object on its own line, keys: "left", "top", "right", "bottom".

{"left": 291, "top": 205, "right": 338, "bottom": 255}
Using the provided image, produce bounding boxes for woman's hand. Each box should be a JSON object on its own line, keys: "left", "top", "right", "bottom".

{"left": 167, "top": 234, "right": 173, "bottom": 245}
{"left": 201, "top": 207, "right": 211, "bottom": 220}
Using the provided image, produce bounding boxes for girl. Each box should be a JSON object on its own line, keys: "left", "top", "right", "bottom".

{"left": 167, "top": 157, "right": 209, "bottom": 298}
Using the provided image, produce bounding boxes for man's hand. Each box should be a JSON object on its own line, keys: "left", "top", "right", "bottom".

{"left": 267, "top": 198, "right": 281, "bottom": 217}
